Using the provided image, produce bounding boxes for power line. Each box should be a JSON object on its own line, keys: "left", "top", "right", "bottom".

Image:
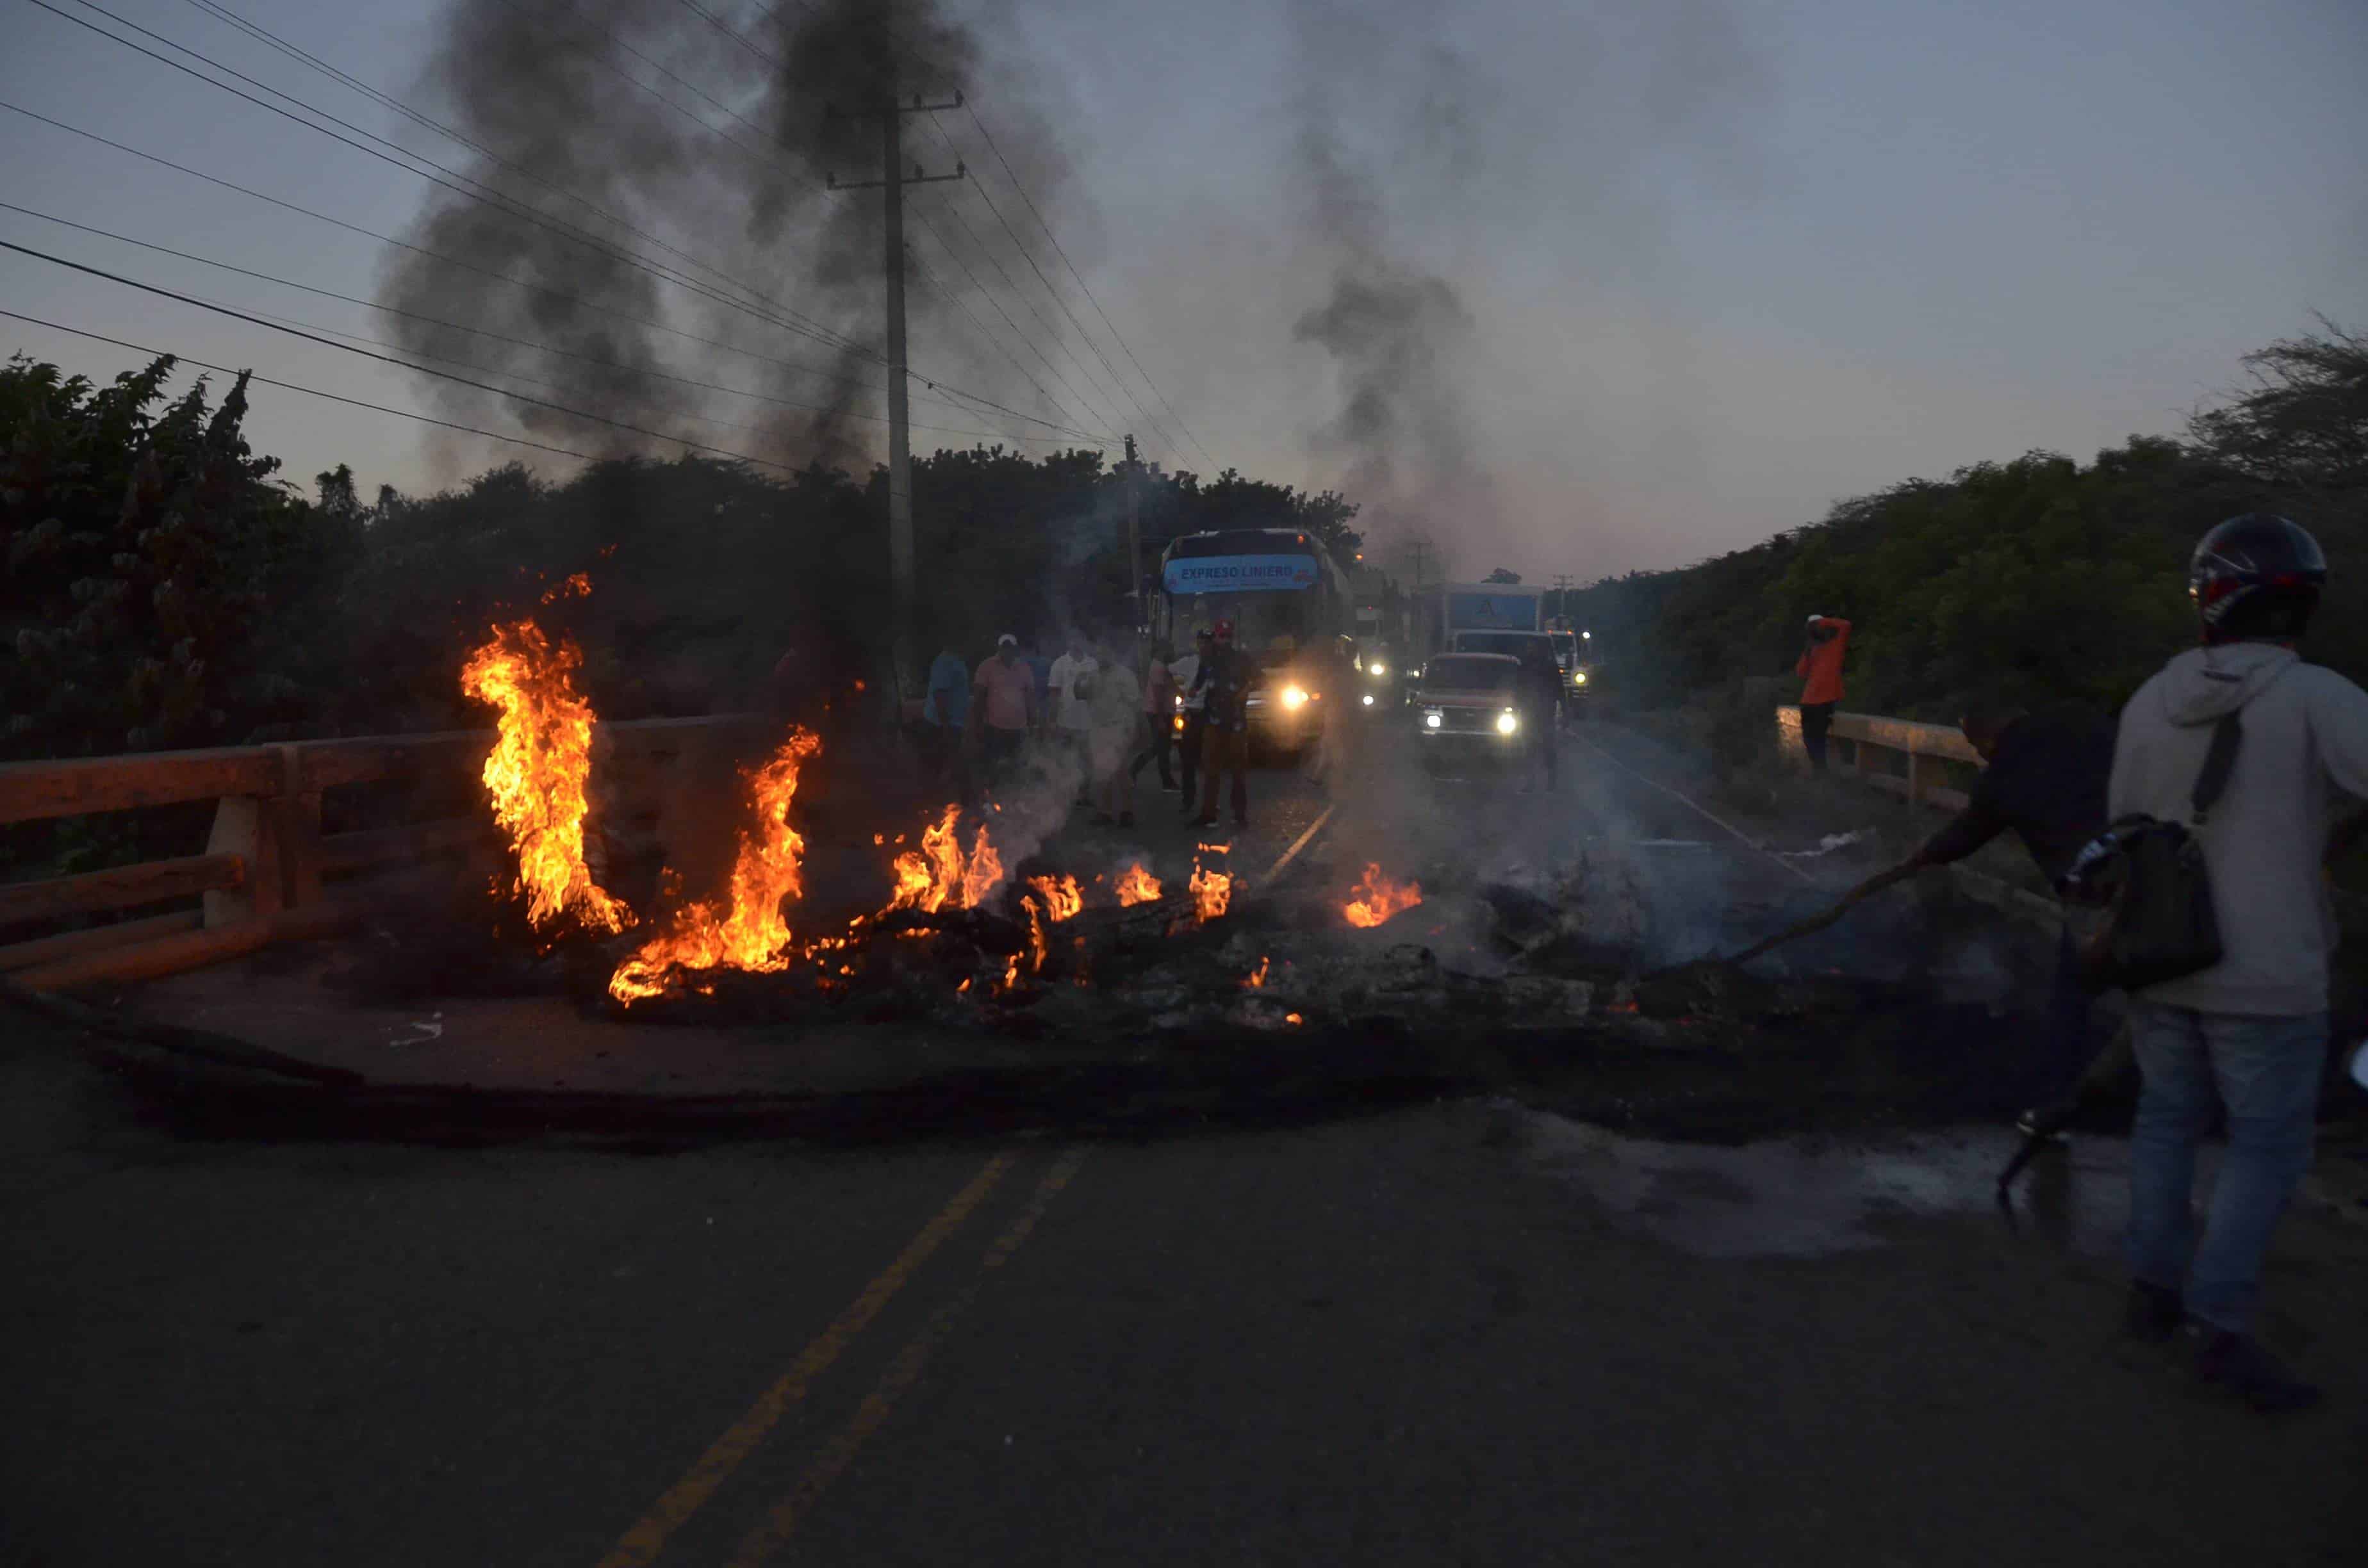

{"left": 37, "top": 0, "right": 859, "bottom": 353}
{"left": 2, "top": 306, "right": 668, "bottom": 468}
{"left": 744, "top": 0, "right": 1217, "bottom": 466}
{"left": 33, "top": 0, "right": 1100, "bottom": 441}
{"left": 177, "top": 0, "right": 796, "bottom": 326}
{"left": 905, "top": 199, "right": 1117, "bottom": 438}
{"left": 0, "top": 172, "right": 1105, "bottom": 443}
{"left": 915, "top": 170, "right": 1137, "bottom": 435}
{"left": 2, "top": 237, "right": 815, "bottom": 470}
{"left": 957, "top": 104, "right": 1217, "bottom": 469}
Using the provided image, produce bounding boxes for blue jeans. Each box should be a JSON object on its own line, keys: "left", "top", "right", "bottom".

{"left": 2126, "top": 1004, "right": 2327, "bottom": 1334}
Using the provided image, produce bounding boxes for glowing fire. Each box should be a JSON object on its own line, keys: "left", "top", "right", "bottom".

{"left": 1244, "top": 956, "right": 1269, "bottom": 988}
{"left": 1115, "top": 863, "right": 1162, "bottom": 906}
{"left": 461, "top": 619, "right": 632, "bottom": 933}
{"left": 887, "top": 805, "right": 1004, "bottom": 914}
{"left": 608, "top": 730, "right": 821, "bottom": 1002}
{"left": 1028, "top": 874, "right": 1083, "bottom": 922}
{"left": 1342, "top": 863, "right": 1424, "bottom": 929}
{"left": 1022, "top": 895, "right": 1049, "bottom": 974}
{"left": 1188, "top": 860, "right": 1232, "bottom": 921}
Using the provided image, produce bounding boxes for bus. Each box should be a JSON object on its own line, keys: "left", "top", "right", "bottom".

{"left": 1157, "top": 528, "right": 1354, "bottom": 752}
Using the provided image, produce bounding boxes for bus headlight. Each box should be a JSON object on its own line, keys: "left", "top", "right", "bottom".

{"left": 1279, "top": 685, "right": 1308, "bottom": 710}
{"left": 1572, "top": 670, "right": 1588, "bottom": 686}
{"left": 1367, "top": 661, "right": 1386, "bottom": 678}
{"left": 1360, "top": 692, "right": 1374, "bottom": 707}
{"left": 1495, "top": 710, "right": 1520, "bottom": 735}
{"left": 1424, "top": 711, "right": 1443, "bottom": 730}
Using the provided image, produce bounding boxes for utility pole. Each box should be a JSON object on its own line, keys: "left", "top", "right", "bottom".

{"left": 1552, "top": 573, "right": 1573, "bottom": 625}
{"left": 828, "top": 89, "right": 964, "bottom": 705}
{"left": 1122, "top": 434, "right": 1143, "bottom": 633}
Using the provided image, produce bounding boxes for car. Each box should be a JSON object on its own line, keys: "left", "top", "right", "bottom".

{"left": 1409, "top": 653, "right": 1531, "bottom": 764}
{"left": 1447, "top": 629, "right": 1578, "bottom": 719}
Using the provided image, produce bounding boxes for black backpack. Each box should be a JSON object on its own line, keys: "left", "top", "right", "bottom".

{"left": 2075, "top": 712, "right": 2241, "bottom": 991}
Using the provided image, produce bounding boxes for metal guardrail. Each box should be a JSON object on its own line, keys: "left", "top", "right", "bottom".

{"left": 1775, "top": 705, "right": 1980, "bottom": 810}
{"left": 0, "top": 714, "right": 766, "bottom": 990}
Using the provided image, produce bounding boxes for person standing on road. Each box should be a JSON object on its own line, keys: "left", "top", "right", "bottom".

{"left": 1796, "top": 614, "right": 1851, "bottom": 773}
{"left": 967, "top": 633, "right": 1036, "bottom": 793}
{"left": 1172, "top": 628, "right": 1212, "bottom": 815}
{"left": 1047, "top": 631, "right": 1098, "bottom": 801}
{"left": 1515, "top": 643, "right": 1561, "bottom": 793}
{"left": 1128, "top": 642, "right": 1178, "bottom": 796}
{"left": 1843, "top": 699, "right": 2116, "bottom": 1131}
{"left": 921, "top": 641, "right": 969, "bottom": 795}
{"left": 1190, "top": 619, "right": 1252, "bottom": 830}
{"left": 2105, "top": 514, "right": 2368, "bottom": 1412}
{"left": 1089, "top": 637, "right": 1144, "bottom": 826}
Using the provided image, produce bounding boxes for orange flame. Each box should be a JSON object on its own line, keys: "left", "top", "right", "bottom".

{"left": 539, "top": 571, "right": 592, "bottom": 605}
{"left": 607, "top": 730, "right": 821, "bottom": 1002}
{"left": 1188, "top": 859, "right": 1232, "bottom": 921}
{"left": 888, "top": 805, "right": 1003, "bottom": 914}
{"left": 1343, "top": 863, "right": 1424, "bottom": 928}
{"left": 1115, "top": 863, "right": 1163, "bottom": 906}
{"left": 1022, "top": 895, "right": 1049, "bottom": 974}
{"left": 461, "top": 619, "right": 632, "bottom": 933}
{"left": 1286, "top": 1011, "right": 1304, "bottom": 1026}
{"left": 1244, "top": 956, "right": 1269, "bottom": 988}
{"left": 1028, "top": 874, "right": 1083, "bottom": 922}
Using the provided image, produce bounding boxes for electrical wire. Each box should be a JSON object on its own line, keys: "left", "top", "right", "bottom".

{"left": 40, "top": 0, "right": 858, "bottom": 350}
{"left": 0, "top": 185, "right": 1107, "bottom": 443}
{"left": 2, "top": 237, "right": 809, "bottom": 470}
{"left": 2, "top": 306, "right": 680, "bottom": 468}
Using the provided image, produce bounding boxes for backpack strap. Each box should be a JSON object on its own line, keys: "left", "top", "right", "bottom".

{"left": 2191, "top": 712, "right": 2242, "bottom": 824}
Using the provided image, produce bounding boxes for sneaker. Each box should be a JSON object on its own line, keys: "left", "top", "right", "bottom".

{"left": 2189, "top": 1328, "right": 2321, "bottom": 1413}
{"left": 2123, "top": 1281, "right": 2183, "bottom": 1343}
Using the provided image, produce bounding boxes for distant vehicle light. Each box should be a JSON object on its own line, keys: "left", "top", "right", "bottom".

{"left": 1368, "top": 662, "right": 1386, "bottom": 677}
{"left": 1424, "top": 711, "right": 1443, "bottom": 730}
{"left": 1495, "top": 711, "right": 1520, "bottom": 735}
{"left": 1361, "top": 692, "right": 1375, "bottom": 707}
{"left": 1572, "top": 670, "right": 1588, "bottom": 686}
{"left": 1280, "top": 685, "right": 1308, "bottom": 710}
{"left": 1173, "top": 715, "right": 1185, "bottom": 733}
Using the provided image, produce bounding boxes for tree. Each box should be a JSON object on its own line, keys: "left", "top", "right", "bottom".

{"left": 1484, "top": 567, "right": 1522, "bottom": 584}
{"left": 2189, "top": 316, "right": 2368, "bottom": 493}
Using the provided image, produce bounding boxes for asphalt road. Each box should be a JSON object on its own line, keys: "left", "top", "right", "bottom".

{"left": 8, "top": 731, "right": 2367, "bottom": 1565}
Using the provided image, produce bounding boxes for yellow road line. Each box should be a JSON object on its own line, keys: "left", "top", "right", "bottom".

{"left": 724, "top": 1147, "right": 1092, "bottom": 1567}
{"left": 593, "top": 1151, "right": 1019, "bottom": 1568}
{"left": 1256, "top": 803, "right": 1335, "bottom": 887}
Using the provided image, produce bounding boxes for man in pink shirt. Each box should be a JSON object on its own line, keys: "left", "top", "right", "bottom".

{"left": 968, "top": 633, "right": 1036, "bottom": 785}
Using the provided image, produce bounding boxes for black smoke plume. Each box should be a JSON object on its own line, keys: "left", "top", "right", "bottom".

{"left": 379, "top": 0, "right": 1055, "bottom": 473}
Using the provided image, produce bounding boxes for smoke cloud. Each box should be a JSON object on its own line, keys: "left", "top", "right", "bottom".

{"left": 379, "top": 0, "right": 1064, "bottom": 472}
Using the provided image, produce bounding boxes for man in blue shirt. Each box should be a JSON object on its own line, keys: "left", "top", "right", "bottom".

{"left": 921, "top": 642, "right": 969, "bottom": 796}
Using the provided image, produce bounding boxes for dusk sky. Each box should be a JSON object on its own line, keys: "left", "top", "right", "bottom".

{"left": 3, "top": 0, "right": 2362, "bottom": 580}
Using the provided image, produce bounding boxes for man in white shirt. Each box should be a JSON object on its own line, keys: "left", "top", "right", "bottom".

{"left": 1044, "top": 630, "right": 1098, "bottom": 800}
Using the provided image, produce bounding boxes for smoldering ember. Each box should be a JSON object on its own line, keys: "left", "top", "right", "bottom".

{"left": 6, "top": 0, "right": 2368, "bottom": 1562}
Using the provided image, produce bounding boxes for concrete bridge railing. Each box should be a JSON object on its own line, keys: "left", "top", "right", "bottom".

{"left": 1775, "top": 706, "right": 1981, "bottom": 810}
{"left": 0, "top": 715, "right": 766, "bottom": 992}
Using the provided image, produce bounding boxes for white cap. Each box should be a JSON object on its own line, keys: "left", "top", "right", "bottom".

{"left": 997, "top": 633, "right": 1018, "bottom": 646}
{"left": 1806, "top": 614, "right": 1823, "bottom": 626}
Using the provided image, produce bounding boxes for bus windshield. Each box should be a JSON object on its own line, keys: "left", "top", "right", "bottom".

{"left": 1166, "top": 592, "right": 1318, "bottom": 657}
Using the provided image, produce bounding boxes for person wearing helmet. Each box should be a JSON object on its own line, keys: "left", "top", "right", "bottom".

{"left": 1795, "top": 614, "right": 1851, "bottom": 774}
{"left": 1190, "top": 618, "right": 1252, "bottom": 829}
{"left": 2107, "top": 514, "right": 2368, "bottom": 1411}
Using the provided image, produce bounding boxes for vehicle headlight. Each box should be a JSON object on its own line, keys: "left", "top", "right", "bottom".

{"left": 1572, "top": 670, "right": 1587, "bottom": 686}
{"left": 1279, "top": 685, "right": 1308, "bottom": 710}
{"left": 1360, "top": 692, "right": 1374, "bottom": 707}
{"left": 1496, "top": 710, "right": 1520, "bottom": 735}
{"left": 1368, "top": 662, "right": 1386, "bottom": 678}
{"left": 1424, "top": 711, "right": 1443, "bottom": 730}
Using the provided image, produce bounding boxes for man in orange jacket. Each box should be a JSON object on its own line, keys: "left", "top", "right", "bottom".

{"left": 1795, "top": 614, "right": 1851, "bottom": 773}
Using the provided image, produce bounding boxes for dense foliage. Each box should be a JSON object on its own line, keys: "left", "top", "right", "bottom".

{"left": 2, "top": 352, "right": 1361, "bottom": 759}
{"left": 1566, "top": 322, "right": 2368, "bottom": 722}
